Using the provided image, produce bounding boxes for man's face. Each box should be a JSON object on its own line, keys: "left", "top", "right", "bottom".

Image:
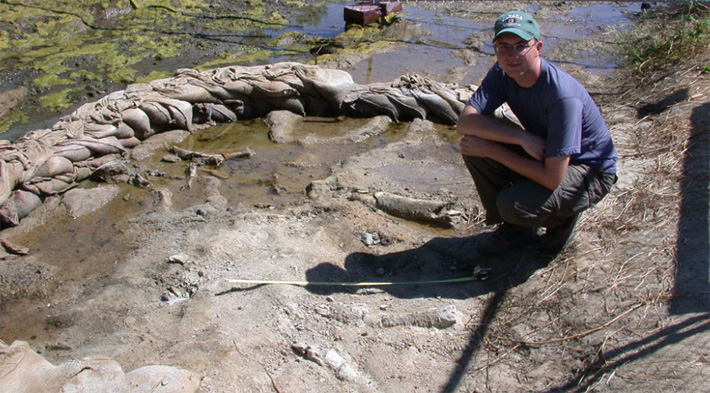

{"left": 494, "top": 33, "right": 542, "bottom": 79}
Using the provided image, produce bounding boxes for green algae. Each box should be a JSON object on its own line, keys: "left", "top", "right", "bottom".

{"left": 306, "top": 23, "right": 405, "bottom": 65}
{"left": 197, "top": 46, "right": 273, "bottom": 70}
{"left": 0, "top": 110, "right": 28, "bottom": 135}
{"left": 0, "top": 0, "right": 204, "bottom": 82}
{"left": 0, "top": 31, "right": 9, "bottom": 51}
{"left": 102, "top": 55, "right": 139, "bottom": 84}
{"left": 0, "top": 0, "right": 404, "bottom": 126}
{"left": 39, "top": 87, "right": 84, "bottom": 112}
{"left": 34, "top": 74, "right": 74, "bottom": 89}
{"left": 68, "top": 70, "right": 102, "bottom": 83}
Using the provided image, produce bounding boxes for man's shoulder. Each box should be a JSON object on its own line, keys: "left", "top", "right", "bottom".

{"left": 540, "top": 59, "right": 586, "bottom": 96}
{"left": 541, "top": 59, "right": 575, "bottom": 82}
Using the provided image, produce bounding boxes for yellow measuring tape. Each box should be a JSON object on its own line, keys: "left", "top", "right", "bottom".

{"left": 225, "top": 266, "right": 491, "bottom": 287}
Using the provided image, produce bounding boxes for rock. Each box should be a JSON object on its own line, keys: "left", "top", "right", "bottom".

{"left": 0, "top": 238, "right": 29, "bottom": 255}
{"left": 363, "top": 232, "right": 374, "bottom": 246}
{"left": 364, "top": 305, "right": 464, "bottom": 329}
{"left": 203, "top": 177, "right": 228, "bottom": 209}
{"left": 130, "top": 130, "right": 191, "bottom": 160}
{"left": 406, "top": 118, "right": 436, "bottom": 133}
{"left": 91, "top": 160, "right": 132, "bottom": 183}
{"left": 0, "top": 87, "right": 28, "bottom": 118}
{"left": 305, "top": 180, "right": 332, "bottom": 201}
{"left": 144, "top": 188, "right": 173, "bottom": 212}
{"left": 265, "top": 110, "right": 303, "bottom": 144}
{"left": 374, "top": 191, "right": 454, "bottom": 226}
{"left": 167, "top": 253, "right": 193, "bottom": 265}
{"left": 162, "top": 154, "right": 182, "bottom": 163}
{"left": 61, "top": 185, "right": 120, "bottom": 218}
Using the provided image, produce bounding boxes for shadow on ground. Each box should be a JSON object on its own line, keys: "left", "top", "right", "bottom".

{"left": 304, "top": 234, "right": 555, "bottom": 300}
{"left": 305, "top": 234, "right": 556, "bottom": 390}
{"left": 542, "top": 312, "right": 710, "bottom": 393}
{"left": 673, "top": 101, "right": 710, "bottom": 314}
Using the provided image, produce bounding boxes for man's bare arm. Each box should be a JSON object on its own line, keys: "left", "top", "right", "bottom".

{"left": 457, "top": 104, "right": 545, "bottom": 161}
{"left": 460, "top": 135, "right": 569, "bottom": 190}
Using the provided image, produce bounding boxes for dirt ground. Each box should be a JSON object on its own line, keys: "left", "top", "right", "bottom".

{"left": 1, "top": 2, "right": 709, "bottom": 392}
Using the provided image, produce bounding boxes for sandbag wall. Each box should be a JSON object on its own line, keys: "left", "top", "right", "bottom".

{"left": 0, "top": 61, "right": 473, "bottom": 227}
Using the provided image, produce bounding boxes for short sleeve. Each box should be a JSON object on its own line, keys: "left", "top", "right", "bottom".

{"left": 546, "top": 97, "right": 583, "bottom": 158}
{"left": 468, "top": 64, "right": 507, "bottom": 115}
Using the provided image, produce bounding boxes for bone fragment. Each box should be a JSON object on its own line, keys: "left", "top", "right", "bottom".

{"left": 374, "top": 191, "right": 454, "bottom": 225}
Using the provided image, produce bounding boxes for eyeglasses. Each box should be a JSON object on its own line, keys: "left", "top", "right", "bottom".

{"left": 494, "top": 41, "right": 536, "bottom": 56}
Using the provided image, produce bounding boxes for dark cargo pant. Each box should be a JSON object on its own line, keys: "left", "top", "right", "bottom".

{"left": 462, "top": 154, "right": 616, "bottom": 229}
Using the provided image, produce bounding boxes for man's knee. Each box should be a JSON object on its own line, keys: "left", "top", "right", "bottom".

{"left": 496, "top": 183, "right": 552, "bottom": 227}
{"left": 497, "top": 191, "right": 535, "bottom": 226}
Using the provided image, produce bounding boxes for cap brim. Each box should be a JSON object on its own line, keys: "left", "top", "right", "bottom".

{"left": 494, "top": 28, "right": 534, "bottom": 41}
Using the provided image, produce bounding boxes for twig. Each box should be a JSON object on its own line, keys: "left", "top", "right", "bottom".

{"left": 149, "top": 377, "right": 166, "bottom": 393}
{"left": 264, "top": 367, "right": 283, "bottom": 393}
{"left": 498, "top": 303, "right": 644, "bottom": 346}
{"left": 621, "top": 141, "right": 681, "bottom": 158}
{"left": 474, "top": 343, "right": 522, "bottom": 372}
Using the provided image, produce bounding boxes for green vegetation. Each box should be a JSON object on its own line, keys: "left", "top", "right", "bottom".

{"left": 0, "top": 0, "right": 337, "bottom": 134}
{"left": 0, "top": 0, "right": 406, "bottom": 135}
{"left": 0, "top": 110, "right": 27, "bottom": 134}
{"left": 623, "top": 1, "right": 710, "bottom": 74}
{"left": 39, "top": 87, "right": 85, "bottom": 113}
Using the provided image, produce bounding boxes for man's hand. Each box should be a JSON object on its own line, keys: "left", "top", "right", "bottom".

{"left": 457, "top": 104, "right": 570, "bottom": 190}
{"left": 458, "top": 105, "right": 545, "bottom": 161}
{"left": 520, "top": 132, "right": 546, "bottom": 161}
{"left": 460, "top": 135, "right": 496, "bottom": 158}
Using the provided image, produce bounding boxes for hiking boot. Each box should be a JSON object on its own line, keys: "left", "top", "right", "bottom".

{"left": 477, "top": 223, "right": 536, "bottom": 257}
{"left": 540, "top": 213, "right": 580, "bottom": 255}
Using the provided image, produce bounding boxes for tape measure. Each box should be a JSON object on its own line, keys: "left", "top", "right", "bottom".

{"left": 225, "top": 264, "right": 492, "bottom": 287}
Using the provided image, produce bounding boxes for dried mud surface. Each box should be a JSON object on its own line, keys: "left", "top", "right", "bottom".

{"left": 1, "top": 2, "right": 709, "bottom": 393}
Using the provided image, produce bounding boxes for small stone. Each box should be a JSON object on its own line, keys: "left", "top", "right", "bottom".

{"left": 363, "top": 232, "right": 374, "bottom": 246}
{"left": 162, "top": 154, "right": 181, "bottom": 163}
{"left": 167, "top": 253, "right": 192, "bottom": 265}
{"left": 160, "top": 291, "right": 173, "bottom": 301}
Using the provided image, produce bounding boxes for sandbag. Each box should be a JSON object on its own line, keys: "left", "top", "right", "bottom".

{"left": 0, "top": 190, "right": 42, "bottom": 227}
{"left": 35, "top": 155, "right": 74, "bottom": 178}
{"left": 0, "top": 340, "right": 202, "bottom": 393}
{"left": 121, "top": 108, "right": 152, "bottom": 140}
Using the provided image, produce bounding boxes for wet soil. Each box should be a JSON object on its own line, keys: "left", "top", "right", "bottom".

{"left": 1, "top": 1, "right": 709, "bottom": 393}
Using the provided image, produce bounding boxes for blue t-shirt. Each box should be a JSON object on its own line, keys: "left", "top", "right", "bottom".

{"left": 469, "top": 58, "right": 617, "bottom": 173}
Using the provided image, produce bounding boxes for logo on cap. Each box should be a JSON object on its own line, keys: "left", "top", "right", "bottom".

{"left": 494, "top": 11, "right": 540, "bottom": 41}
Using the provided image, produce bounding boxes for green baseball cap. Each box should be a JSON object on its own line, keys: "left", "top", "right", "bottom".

{"left": 494, "top": 11, "right": 540, "bottom": 41}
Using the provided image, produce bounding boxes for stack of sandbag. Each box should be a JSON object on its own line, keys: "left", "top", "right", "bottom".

{"left": 0, "top": 62, "right": 475, "bottom": 228}
{"left": 0, "top": 340, "right": 201, "bottom": 393}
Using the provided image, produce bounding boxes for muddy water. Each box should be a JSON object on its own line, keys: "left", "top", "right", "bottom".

{"left": 176, "top": 117, "right": 413, "bottom": 204}
{"left": 345, "top": 2, "right": 639, "bottom": 84}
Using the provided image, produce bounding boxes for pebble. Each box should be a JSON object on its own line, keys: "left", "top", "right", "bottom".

{"left": 363, "top": 232, "right": 374, "bottom": 246}
{"left": 167, "top": 253, "right": 192, "bottom": 265}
